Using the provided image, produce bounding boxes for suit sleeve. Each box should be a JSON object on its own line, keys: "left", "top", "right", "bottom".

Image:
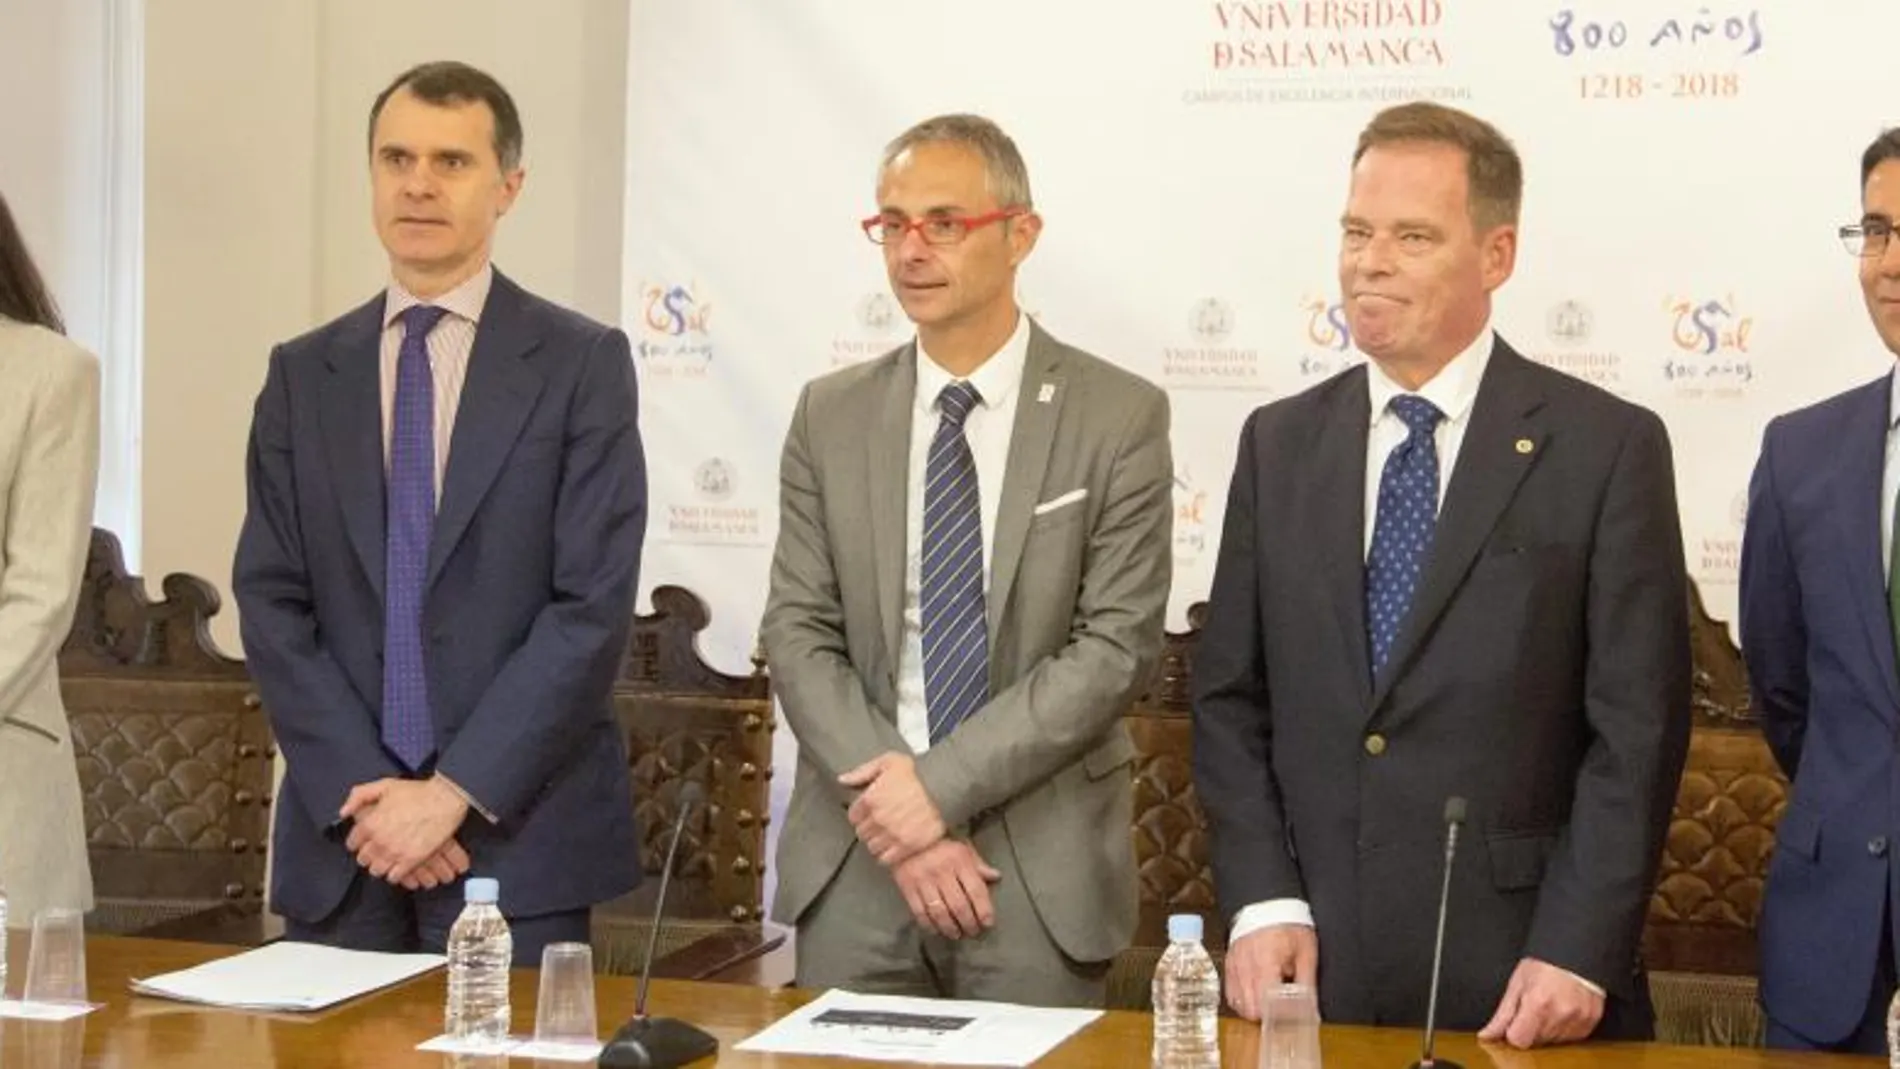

{"left": 433, "top": 329, "right": 646, "bottom": 824}
{"left": 1524, "top": 409, "right": 1692, "bottom": 996}
{"left": 1191, "top": 410, "right": 1307, "bottom": 921}
{"left": 1738, "top": 420, "right": 1807, "bottom": 776}
{"left": 914, "top": 387, "right": 1172, "bottom": 830}
{"left": 234, "top": 347, "right": 403, "bottom": 831}
{"left": 0, "top": 346, "right": 98, "bottom": 724}
{"left": 762, "top": 383, "right": 914, "bottom": 793}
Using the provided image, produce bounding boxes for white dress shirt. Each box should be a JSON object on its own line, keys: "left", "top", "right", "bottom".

{"left": 1883, "top": 369, "right": 1900, "bottom": 585}
{"left": 895, "top": 314, "right": 1031, "bottom": 753}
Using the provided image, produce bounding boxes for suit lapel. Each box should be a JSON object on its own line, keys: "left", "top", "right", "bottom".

{"left": 1314, "top": 369, "right": 1374, "bottom": 710}
{"left": 1831, "top": 375, "right": 1900, "bottom": 714}
{"left": 1369, "top": 341, "right": 1544, "bottom": 718}
{"left": 318, "top": 298, "right": 390, "bottom": 602}
{"left": 425, "top": 274, "right": 547, "bottom": 591}
{"left": 867, "top": 350, "right": 915, "bottom": 684}
{"left": 987, "top": 324, "right": 1065, "bottom": 644}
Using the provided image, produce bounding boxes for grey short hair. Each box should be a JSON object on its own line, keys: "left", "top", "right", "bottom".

{"left": 881, "top": 114, "right": 1033, "bottom": 209}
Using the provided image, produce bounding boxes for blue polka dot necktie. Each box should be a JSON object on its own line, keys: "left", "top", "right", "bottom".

{"left": 921, "top": 381, "right": 989, "bottom": 745}
{"left": 383, "top": 304, "right": 447, "bottom": 771}
{"left": 1366, "top": 394, "right": 1444, "bottom": 678}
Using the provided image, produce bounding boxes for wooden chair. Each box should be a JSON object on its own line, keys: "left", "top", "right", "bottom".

{"left": 1111, "top": 604, "right": 1221, "bottom": 1011}
{"left": 1642, "top": 582, "right": 1782, "bottom": 1046}
{"left": 589, "top": 584, "right": 780, "bottom": 977}
{"left": 57, "top": 528, "right": 275, "bottom": 937}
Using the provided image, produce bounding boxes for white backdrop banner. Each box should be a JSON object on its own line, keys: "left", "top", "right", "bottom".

{"left": 624, "top": 2, "right": 1900, "bottom": 895}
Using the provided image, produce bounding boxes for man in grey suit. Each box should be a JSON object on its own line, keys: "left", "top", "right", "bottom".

{"left": 762, "top": 114, "right": 1172, "bottom": 1006}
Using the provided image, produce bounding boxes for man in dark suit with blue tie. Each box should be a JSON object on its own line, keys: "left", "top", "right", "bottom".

{"left": 1742, "top": 127, "right": 1900, "bottom": 1052}
{"left": 234, "top": 61, "right": 646, "bottom": 963}
{"left": 1193, "top": 102, "right": 1691, "bottom": 1047}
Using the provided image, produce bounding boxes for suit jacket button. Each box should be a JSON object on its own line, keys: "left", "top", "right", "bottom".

{"left": 1871, "top": 836, "right": 1889, "bottom": 858}
{"left": 1364, "top": 734, "right": 1387, "bottom": 757}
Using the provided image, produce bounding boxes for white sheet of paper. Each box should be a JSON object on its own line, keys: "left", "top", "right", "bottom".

{"left": 129, "top": 941, "right": 445, "bottom": 1012}
{"left": 0, "top": 999, "right": 99, "bottom": 1021}
{"left": 734, "top": 989, "right": 1101, "bottom": 1067}
{"left": 414, "top": 1034, "right": 604, "bottom": 1061}
{"left": 415, "top": 1033, "right": 518, "bottom": 1056}
{"left": 508, "top": 1038, "right": 606, "bottom": 1061}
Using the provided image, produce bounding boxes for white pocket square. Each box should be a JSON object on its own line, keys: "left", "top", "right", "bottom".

{"left": 1032, "top": 488, "right": 1088, "bottom": 516}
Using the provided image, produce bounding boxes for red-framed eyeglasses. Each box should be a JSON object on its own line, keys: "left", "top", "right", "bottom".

{"left": 860, "top": 207, "right": 1027, "bottom": 246}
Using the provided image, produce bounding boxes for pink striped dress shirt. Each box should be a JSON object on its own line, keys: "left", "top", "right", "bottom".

{"left": 379, "top": 264, "right": 492, "bottom": 504}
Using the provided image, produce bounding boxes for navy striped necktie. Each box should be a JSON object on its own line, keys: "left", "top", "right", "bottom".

{"left": 921, "top": 381, "right": 989, "bottom": 745}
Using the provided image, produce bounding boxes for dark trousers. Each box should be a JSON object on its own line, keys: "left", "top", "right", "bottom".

{"left": 283, "top": 868, "right": 590, "bottom": 968}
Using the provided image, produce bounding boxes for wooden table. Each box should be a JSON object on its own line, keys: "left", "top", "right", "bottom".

{"left": 0, "top": 935, "right": 1878, "bottom": 1067}
{"left": 128, "top": 907, "right": 790, "bottom": 986}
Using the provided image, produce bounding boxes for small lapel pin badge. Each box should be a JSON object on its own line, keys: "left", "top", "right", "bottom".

{"left": 1515, "top": 438, "right": 1534, "bottom": 455}
{"left": 1038, "top": 383, "right": 1056, "bottom": 404}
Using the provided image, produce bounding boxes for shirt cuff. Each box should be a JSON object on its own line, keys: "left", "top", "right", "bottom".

{"left": 1553, "top": 963, "right": 1605, "bottom": 998}
{"left": 1230, "top": 899, "right": 1316, "bottom": 943}
{"left": 435, "top": 772, "right": 498, "bottom": 825}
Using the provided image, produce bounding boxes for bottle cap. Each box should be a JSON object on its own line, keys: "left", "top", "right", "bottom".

{"left": 1168, "top": 913, "right": 1203, "bottom": 942}
{"left": 464, "top": 877, "right": 500, "bottom": 904}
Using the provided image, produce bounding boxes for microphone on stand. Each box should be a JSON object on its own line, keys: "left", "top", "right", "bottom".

{"left": 1407, "top": 796, "right": 1467, "bottom": 1069}
{"left": 599, "top": 780, "right": 719, "bottom": 1069}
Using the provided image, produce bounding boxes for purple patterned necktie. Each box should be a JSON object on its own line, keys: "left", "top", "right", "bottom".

{"left": 383, "top": 304, "right": 448, "bottom": 771}
{"left": 1365, "top": 394, "right": 1444, "bottom": 678}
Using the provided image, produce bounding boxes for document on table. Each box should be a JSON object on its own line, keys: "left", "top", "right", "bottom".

{"left": 0, "top": 1000, "right": 98, "bottom": 1020}
{"left": 734, "top": 989, "right": 1102, "bottom": 1066}
{"left": 417, "top": 1035, "right": 605, "bottom": 1061}
{"left": 129, "top": 941, "right": 446, "bottom": 1012}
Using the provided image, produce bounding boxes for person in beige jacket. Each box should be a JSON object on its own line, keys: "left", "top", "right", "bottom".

{"left": 0, "top": 190, "right": 99, "bottom": 925}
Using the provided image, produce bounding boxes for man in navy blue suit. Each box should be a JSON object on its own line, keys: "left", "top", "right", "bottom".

{"left": 234, "top": 61, "right": 646, "bottom": 964}
{"left": 1742, "top": 127, "right": 1900, "bottom": 1051}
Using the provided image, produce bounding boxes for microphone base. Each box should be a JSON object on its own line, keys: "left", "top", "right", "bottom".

{"left": 597, "top": 1016, "right": 719, "bottom": 1068}
{"left": 1406, "top": 1060, "right": 1465, "bottom": 1069}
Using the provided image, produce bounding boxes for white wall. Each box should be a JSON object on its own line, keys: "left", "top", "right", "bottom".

{"left": 142, "top": 2, "right": 320, "bottom": 651}
{"left": 140, "top": 0, "right": 630, "bottom": 651}
{"left": 0, "top": 0, "right": 142, "bottom": 562}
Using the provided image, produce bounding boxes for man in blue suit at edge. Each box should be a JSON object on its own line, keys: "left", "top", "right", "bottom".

{"left": 233, "top": 60, "right": 646, "bottom": 964}
{"left": 1742, "top": 126, "right": 1900, "bottom": 1051}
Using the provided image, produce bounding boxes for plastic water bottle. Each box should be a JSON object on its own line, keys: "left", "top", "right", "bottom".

{"left": 1887, "top": 987, "right": 1900, "bottom": 1068}
{"left": 445, "top": 877, "right": 513, "bottom": 1044}
{"left": 1152, "top": 913, "right": 1220, "bottom": 1069}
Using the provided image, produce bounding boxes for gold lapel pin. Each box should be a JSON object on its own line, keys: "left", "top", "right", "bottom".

{"left": 1515, "top": 438, "right": 1534, "bottom": 454}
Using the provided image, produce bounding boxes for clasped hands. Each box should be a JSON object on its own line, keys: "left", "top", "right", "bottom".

{"left": 338, "top": 775, "right": 471, "bottom": 890}
{"left": 840, "top": 752, "right": 1000, "bottom": 940}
